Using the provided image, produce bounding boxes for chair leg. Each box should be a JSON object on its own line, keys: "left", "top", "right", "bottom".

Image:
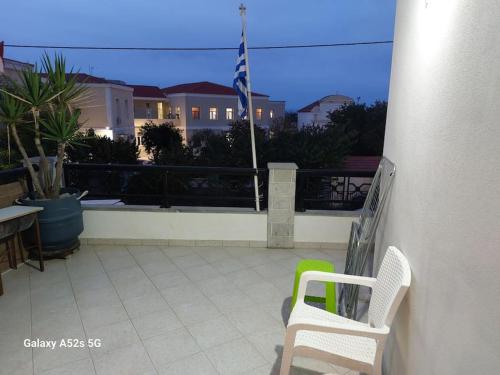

{"left": 279, "top": 330, "right": 295, "bottom": 375}
{"left": 373, "top": 349, "right": 383, "bottom": 375}
{"left": 34, "top": 217, "right": 44, "bottom": 272}
{"left": 17, "top": 233, "right": 25, "bottom": 263}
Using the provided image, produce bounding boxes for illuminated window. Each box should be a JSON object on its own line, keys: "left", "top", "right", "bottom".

{"left": 146, "top": 102, "right": 152, "bottom": 119}
{"left": 157, "top": 102, "right": 163, "bottom": 120}
{"left": 175, "top": 106, "right": 181, "bottom": 119}
{"left": 256, "top": 108, "right": 263, "bottom": 120}
{"left": 270, "top": 109, "right": 274, "bottom": 119}
{"left": 226, "top": 108, "right": 233, "bottom": 120}
{"left": 209, "top": 107, "right": 218, "bottom": 120}
{"left": 192, "top": 106, "right": 200, "bottom": 120}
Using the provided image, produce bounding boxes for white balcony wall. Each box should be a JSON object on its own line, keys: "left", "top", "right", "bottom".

{"left": 82, "top": 209, "right": 267, "bottom": 242}
{"left": 80, "top": 208, "right": 355, "bottom": 247}
{"left": 377, "top": 1, "right": 500, "bottom": 374}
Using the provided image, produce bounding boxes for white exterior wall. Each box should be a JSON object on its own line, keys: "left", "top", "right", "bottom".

{"left": 298, "top": 95, "right": 353, "bottom": 127}
{"left": 377, "top": 1, "right": 500, "bottom": 374}
{"left": 166, "top": 93, "right": 285, "bottom": 140}
{"left": 110, "top": 86, "right": 135, "bottom": 138}
{"left": 79, "top": 83, "right": 135, "bottom": 140}
{"left": 295, "top": 214, "right": 354, "bottom": 244}
{"left": 165, "top": 95, "right": 188, "bottom": 140}
{"left": 297, "top": 112, "right": 316, "bottom": 128}
{"left": 80, "top": 209, "right": 354, "bottom": 246}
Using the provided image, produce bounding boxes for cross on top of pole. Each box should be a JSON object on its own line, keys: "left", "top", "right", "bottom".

{"left": 239, "top": 3, "right": 246, "bottom": 16}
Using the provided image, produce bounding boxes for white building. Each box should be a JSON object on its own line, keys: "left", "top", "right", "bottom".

{"left": 161, "top": 81, "right": 285, "bottom": 140}
{"left": 127, "top": 85, "right": 170, "bottom": 159}
{"left": 1, "top": 63, "right": 136, "bottom": 140}
{"left": 297, "top": 94, "right": 353, "bottom": 127}
{"left": 73, "top": 74, "right": 135, "bottom": 140}
{"left": 2, "top": 58, "right": 285, "bottom": 145}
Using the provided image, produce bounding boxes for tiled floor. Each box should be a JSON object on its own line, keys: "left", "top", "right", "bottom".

{"left": 0, "top": 244, "right": 360, "bottom": 375}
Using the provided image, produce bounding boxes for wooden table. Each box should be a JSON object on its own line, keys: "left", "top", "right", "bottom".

{"left": 0, "top": 206, "right": 44, "bottom": 224}
{"left": 0, "top": 206, "right": 44, "bottom": 296}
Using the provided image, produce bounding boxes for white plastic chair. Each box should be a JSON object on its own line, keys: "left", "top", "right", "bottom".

{"left": 280, "top": 246, "right": 411, "bottom": 375}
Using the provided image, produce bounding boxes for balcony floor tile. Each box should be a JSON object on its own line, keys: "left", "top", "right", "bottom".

{"left": 0, "top": 243, "right": 354, "bottom": 375}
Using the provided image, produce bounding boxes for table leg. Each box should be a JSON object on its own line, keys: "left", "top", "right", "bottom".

{"left": 6, "top": 238, "right": 16, "bottom": 269}
{"left": 11, "top": 238, "right": 17, "bottom": 269}
{"left": 34, "top": 217, "right": 44, "bottom": 272}
{"left": 17, "top": 233, "right": 25, "bottom": 263}
{"left": 0, "top": 273, "right": 3, "bottom": 296}
{"left": 6, "top": 239, "right": 12, "bottom": 268}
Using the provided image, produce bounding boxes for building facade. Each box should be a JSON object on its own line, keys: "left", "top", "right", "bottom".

{"left": 128, "top": 85, "right": 170, "bottom": 159}
{"left": 297, "top": 94, "right": 353, "bottom": 127}
{"left": 73, "top": 74, "right": 135, "bottom": 140}
{"left": 2, "top": 56, "right": 285, "bottom": 148}
{"left": 162, "top": 81, "right": 285, "bottom": 140}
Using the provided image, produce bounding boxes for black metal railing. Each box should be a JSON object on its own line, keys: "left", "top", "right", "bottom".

{"left": 296, "top": 169, "right": 376, "bottom": 211}
{"left": 63, "top": 163, "right": 268, "bottom": 209}
{"left": 1, "top": 165, "right": 375, "bottom": 212}
{"left": 0, "top": 167, "right": 33, "bottom": 191}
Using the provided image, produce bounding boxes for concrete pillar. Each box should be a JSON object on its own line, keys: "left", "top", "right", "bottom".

{"left": 267, "top": 163, "right": 297, "bottom": 248}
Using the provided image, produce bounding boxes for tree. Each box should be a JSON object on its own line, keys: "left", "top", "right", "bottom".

{"left": 65, "top": 129, "right": 139, "bottom": 164}
{"left": 266, "top": 123, "right": 354, "bottom": 168}
{"left": 269, "top": 111, "right": 298, "bottom": 135}
{"left": 328, "top": 101, "right": 387, "bottom": 155}
{"left": 0, "top": 53, "right": 87, "bottom": 198}
{"left": 188, "top": 129, "right": 231, "bottom": 166}
{"left": 140, "top": 121, "right": 188, "bottom": 164}
{"left": 226, "top": 120, "right": 267, "bottom": 167}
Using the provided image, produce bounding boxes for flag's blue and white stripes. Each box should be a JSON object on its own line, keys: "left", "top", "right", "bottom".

{"left": 233, "top": 33, "right": 248, "bottom": 118}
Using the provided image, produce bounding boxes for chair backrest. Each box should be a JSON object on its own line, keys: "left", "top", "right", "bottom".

{"left": 368, "top": 246, "right": 411, "bottom": 329}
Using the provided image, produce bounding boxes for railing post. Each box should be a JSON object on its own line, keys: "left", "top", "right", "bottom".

{"left": 162, "top": 171, "right": 170, "bottom": 208}
{"left": 267, "top": 163, "right": 298, "bottom": 249}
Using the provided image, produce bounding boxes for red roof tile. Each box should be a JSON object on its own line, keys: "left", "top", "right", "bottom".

{"left": 341, "top": 156, "right": 382, "bottom": 172}
{"left": 128, "top": 85, "right": 165, "bottom": 98}
{"left": 161, "top": 81, "right": 268, "bottom": 97}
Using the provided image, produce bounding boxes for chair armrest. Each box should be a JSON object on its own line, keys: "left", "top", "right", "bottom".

{"left": 288, "top": 316, "right": 389, "bottom": 340}
{"left": 297, "top": 271, "right": 376, "bottom": 302}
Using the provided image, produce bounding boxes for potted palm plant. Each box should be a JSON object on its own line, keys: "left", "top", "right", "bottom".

{"left": 0, "top": 54, "right": 89, "bottom": 256}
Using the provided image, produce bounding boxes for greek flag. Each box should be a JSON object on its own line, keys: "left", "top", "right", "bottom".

{"left": 233, "top": 33, "right": 248, "bottom": 118}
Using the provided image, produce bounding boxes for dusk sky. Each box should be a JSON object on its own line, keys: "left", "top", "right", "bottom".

{"left": 1, "top": 0, "right": 396, "bottom": 110}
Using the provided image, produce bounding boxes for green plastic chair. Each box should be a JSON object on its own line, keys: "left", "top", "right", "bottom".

{"left": 291, "top": 259, "right": 337, "bottom": 314}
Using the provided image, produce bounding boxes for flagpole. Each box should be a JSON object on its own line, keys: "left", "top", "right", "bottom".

{"left": 239, "top": 3, "right": 260, "bottom": 212}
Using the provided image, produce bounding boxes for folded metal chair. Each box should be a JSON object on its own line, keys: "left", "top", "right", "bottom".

{"left": 340, "top": 157, "right": 396, "bottom": 319}
{"left": 280, "top": 246, "right": 411, "bottom": 375}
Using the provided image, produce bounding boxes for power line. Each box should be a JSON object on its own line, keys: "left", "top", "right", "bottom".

{"left": 4, "top": 40, "right": 393, "bottom": 52}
